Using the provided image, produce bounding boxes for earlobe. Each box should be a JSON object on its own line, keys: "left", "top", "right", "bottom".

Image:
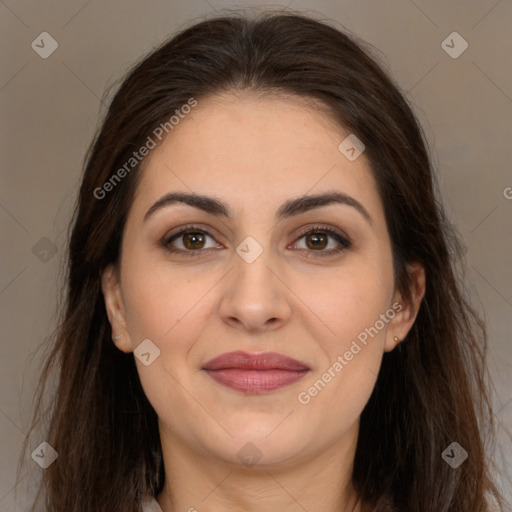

{"left": 100, "top": 264, "right": 132, "bottom": 353}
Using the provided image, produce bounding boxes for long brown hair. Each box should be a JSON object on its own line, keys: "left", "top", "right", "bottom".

{"left": 21, "top": 10, "right": 504, "bottom": 512}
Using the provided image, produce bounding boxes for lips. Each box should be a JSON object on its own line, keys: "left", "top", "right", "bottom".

{"left": 202, "top": 351, "right": 310, "bottom": 394}
{"left": 202, "top": 351, "right": 310, "bottom": 371}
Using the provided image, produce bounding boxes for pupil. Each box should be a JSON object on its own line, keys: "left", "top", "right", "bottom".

{"left": 184, "top": 232, "right": 204, "bottom": 249}
{"left": 307, "top": 233, "right": 327, "bottom": 250}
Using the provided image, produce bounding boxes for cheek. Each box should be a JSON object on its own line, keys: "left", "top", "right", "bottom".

{"left": 119, "top": 258, "right": 219, "bottom": 424}
{"left": 295, "top": 260, "right": 393, "bottom": 419}
{"left": 120, "top": 250, "right": 220, "bottom": 344}
{"left": 305, "top": 259, "right": 393, "bottom": 348}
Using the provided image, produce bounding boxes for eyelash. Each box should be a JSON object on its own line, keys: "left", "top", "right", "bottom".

{"left": 162, "top": 224, "right": 351, "bottom": 258}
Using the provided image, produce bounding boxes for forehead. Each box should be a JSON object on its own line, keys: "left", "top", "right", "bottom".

{"left": 131, "top": 91, "right": 384, "bottom": 223}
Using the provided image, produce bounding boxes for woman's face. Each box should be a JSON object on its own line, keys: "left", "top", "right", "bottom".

{"left": 102, "top": 91, "right": 420, "bottom": 468}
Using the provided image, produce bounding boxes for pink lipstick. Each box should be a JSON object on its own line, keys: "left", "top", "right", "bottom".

{"left": 202, "top": 351, "right": 310, "bottom": 394}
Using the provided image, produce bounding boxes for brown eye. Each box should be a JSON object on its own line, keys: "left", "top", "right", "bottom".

{"left": 182, "top": 232, "right": 206, "bottom": 250}
{"left": 292, "top": 226, "right": 351, "bottom": 256}
{"left": 305, "top": 232, "right": 328, "bottom": 250}
{"left": 163, "top": 226, "right": 221, "bottom": 255}
{"left": 163, "top": 225, "right": 350, "bottom": 258}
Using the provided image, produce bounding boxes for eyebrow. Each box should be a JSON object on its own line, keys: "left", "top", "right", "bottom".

{"left": 143, "top": 191, "right": 372, "bottom": 225}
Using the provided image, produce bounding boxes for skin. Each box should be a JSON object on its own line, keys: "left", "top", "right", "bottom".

{"left": 101, "top": 91, "right": 425, "bottom": 512}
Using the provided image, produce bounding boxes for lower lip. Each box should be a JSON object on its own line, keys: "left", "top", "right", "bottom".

{"left": 203, "top": 368, "right": 309, "bottom": 394}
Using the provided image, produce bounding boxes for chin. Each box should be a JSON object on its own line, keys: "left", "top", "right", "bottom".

{"left": 216, "top": 424, "right": 309, "bottom": 467}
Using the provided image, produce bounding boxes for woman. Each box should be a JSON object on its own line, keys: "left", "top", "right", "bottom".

{"left": 22, "top": 10, "right": 504, "bottom": 512}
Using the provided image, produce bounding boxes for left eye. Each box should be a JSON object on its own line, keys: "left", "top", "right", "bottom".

{"left": 291, "top": 228, "right": 350, "bottom": 254}
{"left": 163, "top": 225, "right": 350, "bottom": 256}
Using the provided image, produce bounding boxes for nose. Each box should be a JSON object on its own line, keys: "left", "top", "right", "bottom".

{"left": 218, "top": 248, "right": 292, "bottom": 333}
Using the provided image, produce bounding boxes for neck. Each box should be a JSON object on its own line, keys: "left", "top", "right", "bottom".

{"left": 156, "top": 422, "right": 363, "bottom": 512}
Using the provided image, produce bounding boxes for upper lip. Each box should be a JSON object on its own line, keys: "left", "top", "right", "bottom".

{"left": 202, "top": 351, "right": 310, "bottom": 371}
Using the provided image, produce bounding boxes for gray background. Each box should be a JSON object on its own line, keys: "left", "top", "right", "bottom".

{"left": 1, "top": 0, "right": 511, "bottom": 510}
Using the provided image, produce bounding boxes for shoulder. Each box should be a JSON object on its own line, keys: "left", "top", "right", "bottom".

{"left": 140, "top": 497, "right": 163, "bottom": 512}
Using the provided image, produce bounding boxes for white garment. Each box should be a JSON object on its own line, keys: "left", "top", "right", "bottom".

{"left": 141, "top": 497, "right": 163, "bottom": 512}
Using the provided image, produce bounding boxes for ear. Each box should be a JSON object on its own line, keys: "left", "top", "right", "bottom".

{"left": 384, "top": 262, "right": 426, "bottom": 353}
{"left": 101, "top": 264, "right": 133, "bottom": 353}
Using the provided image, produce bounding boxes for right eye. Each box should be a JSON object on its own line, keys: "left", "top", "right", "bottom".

{"left": 162, "top": 225, "right": 223, "bottom": 256}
